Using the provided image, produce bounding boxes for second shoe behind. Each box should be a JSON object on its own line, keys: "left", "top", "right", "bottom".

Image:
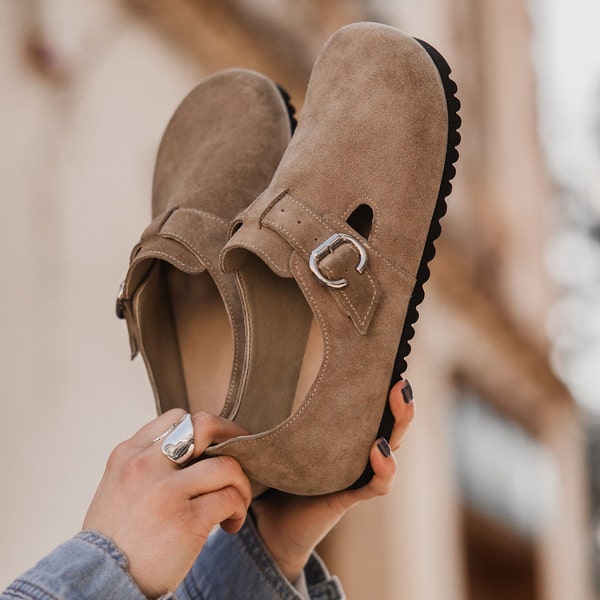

{"left": 118, "top": 69, "right": 295, "bottom": 428}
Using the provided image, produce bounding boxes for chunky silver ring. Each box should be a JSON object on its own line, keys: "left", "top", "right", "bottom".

{"left": 155, "top": 413, "right": 195, "bottom": 465}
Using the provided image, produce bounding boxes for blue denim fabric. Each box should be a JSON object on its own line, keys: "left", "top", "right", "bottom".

{"left": 1, "top": 520, "right": 344, "bottom": 600}
{"left": 177, "top": 517, "right": 345, "bottom": 600}
{"left": 0, "top": 530, "right": 166, "bottom": 600}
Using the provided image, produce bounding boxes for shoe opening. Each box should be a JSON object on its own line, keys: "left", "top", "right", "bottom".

{"left": 346, "top": 203, "right": 373, "bottom": 239}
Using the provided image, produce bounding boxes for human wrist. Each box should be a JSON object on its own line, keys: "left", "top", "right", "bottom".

{"left": 266, "top": 546, "right": 309, "bottom": 583}
{"left": 251, "top": 508, "right": 311, "bottom": 582}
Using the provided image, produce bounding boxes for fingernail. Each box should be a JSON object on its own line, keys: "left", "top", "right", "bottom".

{"left": 377, "top": 437, "right": 392, "bottom": 458}
{"left": 400, "top": 379, "right": 414, "bottom": 404}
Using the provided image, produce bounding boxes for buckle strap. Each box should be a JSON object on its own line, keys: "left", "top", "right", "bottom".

{"left": 127, "top": 207, "right": 229, "bottom": 285}
{"left": 260, "top": 191, "right": 380, "bottom": 334}
{"left": 119, "top": 206, "right": 232, "bottom": 356}
{"left": 159, "top": 207, "right": 229, "bottom": 262}
{"left": 309, "top": 233, "right": 368, "bottom": 288}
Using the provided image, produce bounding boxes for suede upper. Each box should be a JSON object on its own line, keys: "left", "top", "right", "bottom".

{"left": 204, "top": 23, "right": 453, "bottom": 495}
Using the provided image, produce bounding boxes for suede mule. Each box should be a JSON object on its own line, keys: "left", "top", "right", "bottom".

{"left": 117, "top": 69, "right": 295, "bottom": 422}
{"left": 204, "top": 23, "right": 461, "bottom": 495}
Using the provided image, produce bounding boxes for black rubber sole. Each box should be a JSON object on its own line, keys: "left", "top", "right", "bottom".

{"left": 276, "top": 84, "right": 298, "bottom": 134}
{"left": 350, "top": 38, "right": 461, "bottom": 490}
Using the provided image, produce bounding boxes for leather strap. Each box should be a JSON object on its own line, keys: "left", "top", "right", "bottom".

{"left": 160, "top": 207, "right": 229, "bottom": 261}
{"left": 122, "top": 206, "right": 233, "bottom": 355}
{"left": 262, "top": 192, "right": 380, "bottom": 334}
{"left": 224, "top": 190, "right": 388, "bottom": 334}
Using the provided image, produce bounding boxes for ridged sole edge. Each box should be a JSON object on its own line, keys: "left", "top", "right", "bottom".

{"left": 276, "top": 84, "right": 298, "bottom": 134}
{"left": 350, "top": 38, "right": 462, "bottom": 490}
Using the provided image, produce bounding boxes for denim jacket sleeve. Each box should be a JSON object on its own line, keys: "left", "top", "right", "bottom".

{"left": 2, "top": 520, "right": 344, "bottom": 600}
{"left": 177, "top": 516, "right": 345, "bottom": 600}
{"left": 0, "top": 530, "right": 171, "bottom": 600}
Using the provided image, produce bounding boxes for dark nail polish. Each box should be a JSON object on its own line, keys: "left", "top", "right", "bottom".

{"left": 377, "top": 437, "right": 392, "bottom": 458}
{"left": 401, "top": 379, "right": 414, "bottom": 404}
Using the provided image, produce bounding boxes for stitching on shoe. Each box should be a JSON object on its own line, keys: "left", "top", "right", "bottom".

{"left": 256, "top": 261, "right": 329, "bottom": 435}
{"left": 267, "top": 191, "right": 413, "bottom": 284}
{"left": 258, "top": 189, "right": 288, "bottom": 225}
{"left": 264, "top": 220, "right": 307, "bottom": 255}
{"left": 339, "top": 271, "right": 378, "bottom": 329}
{"left": 319, "top": 261, "right": 377, "bottom": 330}
{"left": 161, "top": 232, "right": 212, "bottom": 263}
{"left": 263, "top": 192, "right": 382, "bottom": 329}
{"left": 233, "top": 270, "right": 252, "bottom": 419}
{"left": 172, "top": 207, "right": 229, "bottom": 226}
{"left": 267, "top": 216, "right": 378, "bottom": 329}
{"left": 221, "top": 256, "right": 330, "bottom": 447}
{"left": 132, "top": 250, "right": 194, "bottom": 272}
{"left": 261, "top": 192, "right": 334, "bottom": 250}
{"left": 226, "top": 239, "right": 293, "bottom": 277}
{"left": 324, "top": 216, "right": 415, "bottom": 284}
{"left": 285, "top": 194, "right": 335, "bottom": 238}
{"left": 159, "top": 231, "right": 241, "bottom": 415}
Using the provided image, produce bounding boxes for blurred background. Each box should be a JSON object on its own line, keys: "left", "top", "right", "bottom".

{"left": 1, "top": 0, "right": 599, "bottom": 598}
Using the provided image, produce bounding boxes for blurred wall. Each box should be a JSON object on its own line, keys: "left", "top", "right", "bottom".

{"left": 0, "top": 0, "right": 200, "bottom": 587}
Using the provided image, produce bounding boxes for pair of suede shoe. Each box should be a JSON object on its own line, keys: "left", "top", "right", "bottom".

{"left": 117, "top": 22, "right": 460, "bottom": 496}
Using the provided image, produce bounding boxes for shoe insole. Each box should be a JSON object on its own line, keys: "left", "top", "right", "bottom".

{"left": 292, "top": 317, "right": 323, "bottom": 414}
{"left": 167, "top": 268, "right": 234, "bottom": 418}
{"left": 139, "top": 256, "right": 324, "bottom": 433}
{"left": 234, "top": 255, "right": 324, "bottom": 434}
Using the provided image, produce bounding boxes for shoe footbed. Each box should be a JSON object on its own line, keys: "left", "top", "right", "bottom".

{"left": 144, "top": 84, "right": 297, "bottom": 421}
{"left": 168, "top": 269, "right": 234, "bottom": 418}
{"left": 233, "top": 255, "right": 314, "bottom": 434}
{"left": 168, "top": 257, "right": 324, "bottom": 435}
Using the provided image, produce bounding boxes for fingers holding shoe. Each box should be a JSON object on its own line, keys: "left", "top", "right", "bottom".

{"left": 348, "top": 379, "right": 415, "bottom": 502}
{"left": 388, "top": 379, "right": 415, "bottom": 452}
{"left": 83, "top": 410, "right": 251, "bottom": 599}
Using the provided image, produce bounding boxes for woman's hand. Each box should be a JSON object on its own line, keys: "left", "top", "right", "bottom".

{"left": 83, "top": 410, "right": 252, "bottom": 599}
{"left": 252, "top": 379, "right": 415, "bottom": 582}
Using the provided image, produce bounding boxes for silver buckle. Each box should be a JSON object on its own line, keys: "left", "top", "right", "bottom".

{"left": 309, "top": 233, "right": 367, "bottom": 289}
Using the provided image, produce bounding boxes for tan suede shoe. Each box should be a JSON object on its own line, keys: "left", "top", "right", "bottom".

{"left": 117, "top": 69, "right": 295, "bottom": 421}
{"left": 205, "top": 23, "right": 461, "bottom": 495}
